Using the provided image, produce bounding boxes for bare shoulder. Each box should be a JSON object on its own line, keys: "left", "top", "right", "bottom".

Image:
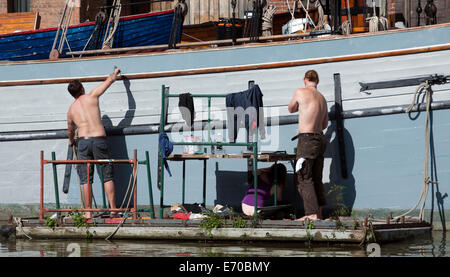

{"left": 295, "top": 87, "right": 306, "bottom": 94}
{"left": 294, "top": 87, "right": 307, "bottom": 98}
{"left": 68, "top": 101, "right": 75, "bottom": 113}
{"left": 316, "top": 89, "right": 326, "bottom": 101}
{"left": 84, "top": 92, "right": 99, "bottom": 103}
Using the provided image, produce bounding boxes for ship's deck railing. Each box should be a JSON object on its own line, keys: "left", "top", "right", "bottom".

{"left": 39, "top": 149, "right": 156, "bottom": 220}
{"left": 159, "top": 84, "right": 267, "bottom": 220}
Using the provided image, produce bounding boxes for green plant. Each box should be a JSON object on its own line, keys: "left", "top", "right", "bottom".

{"left": 328, "top": 184, "right": 351, "bottom": 218}
{"left": 200, "top": 213, "right": 225, "bottom": 237}
{"left": 71, "top": 211, "right": 89, "bottom": 228}
{"left": 335, "top": 217, "right": 345, "bottom": 231}
{"left": 306, "top": 219, "right": 315, "bottom": 230}
{"left": 45, "top": 216, "right": 57, "bottom": 229}
{"left": 231, "top": 216, "right": 247, "bottom": 228}
{"left": 352, "top": 218, "right": 360, "bottom": 230}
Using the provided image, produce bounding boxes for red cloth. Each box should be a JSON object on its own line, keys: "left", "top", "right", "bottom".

{"left": 172, "top": 212, "right": 191, "bottom": 220}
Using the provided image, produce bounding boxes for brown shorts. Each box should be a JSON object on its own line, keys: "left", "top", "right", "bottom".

{"left": 295, "top": 133, "right": 327, "bottom": 215}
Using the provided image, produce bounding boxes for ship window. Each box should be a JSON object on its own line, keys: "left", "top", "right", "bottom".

{"left": 8, "top": 0, "right": 30, "bottom": 13}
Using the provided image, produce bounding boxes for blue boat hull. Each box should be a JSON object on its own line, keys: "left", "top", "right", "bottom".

{"left": 0, "top": 10, "right": 177, "bottom": 61}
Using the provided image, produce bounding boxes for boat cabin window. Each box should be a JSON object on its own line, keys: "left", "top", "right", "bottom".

{"left": 7, "top": 0, "right": 30, "bottom": 13}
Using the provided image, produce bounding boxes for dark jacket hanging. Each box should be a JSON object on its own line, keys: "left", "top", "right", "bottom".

{"left": 226, "top": 84, "right": 266, "bottom": 142}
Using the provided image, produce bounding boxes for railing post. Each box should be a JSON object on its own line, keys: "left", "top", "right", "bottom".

{"left": 274, "top": 161, "right": 278, "bottom": 207}
{"left": 159, "top": 85, "right": 167, "bottom": 219}
{"left": 86, "top": 162, "right": 91, "bottom": 212}
{"left": 253, "top": 141, "right": 258, "bottom": 221}
{"left": 208, "top": 96, "right": 211, "bottom": 143}
{"left": 133, "top": 149, "right": 138, "bottom": 219}
{"left": 202, "top": 159, "right": 207, "bottom": 207}
{"left": 182, "top": 160, "right": 186, "bottom": 204}
{"left": 40, "top": 151, "right": 44, "bottom": 220}
{"left": 99, "top": 164, "right": 107, "bottom": 208}
{"left": 145, "top": 151, "right": 155, "bottom": 219}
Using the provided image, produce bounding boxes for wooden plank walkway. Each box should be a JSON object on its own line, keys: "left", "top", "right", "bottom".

{"left": 4, "top": 217, "right": 432, "bottom": 244}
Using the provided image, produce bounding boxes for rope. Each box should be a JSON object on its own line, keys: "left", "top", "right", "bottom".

{"left": 297, "top": 0, "right": 316, "bottom": 30}
{"left": 341, "top": 0, "right": 352, "bottom": 35}
{"left": 313, "top": 0, "right": 329, "bottom": 31}
{"left": 13, "top": 217, "right": 32, "bottom": 240}
{"left": 103, "top": 0, "right": 122, "bottom": 48}
{"left": 393, "top": 81, "right": 435, "bottom": 222}
{"left": 105, "top": 164, "right": 139, "bottom": 241}
{"left": 366, "top": 0, "right": 388, "bottom": 32}
{"left": 262, "top": 5, "right": 276, "bottom": 37}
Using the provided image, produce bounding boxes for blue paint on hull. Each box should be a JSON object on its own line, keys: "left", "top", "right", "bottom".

{"left": 0, "top": 11, "right": 176, "bottom": 61}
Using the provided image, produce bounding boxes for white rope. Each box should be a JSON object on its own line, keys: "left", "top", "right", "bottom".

{"left": 297, "top": 0, "right": 316, "bottom": 30}
{"left": 313, "top": 0, "right": 329, "bottom": 30}
{"left": 366, "top": 0, "right": 388, "bottom": 33}
{"left": 13, "top": 217, "right": 32, "bottom": 240}
{"left": 262, "top": 5, "right": 277, "bottom": 37}
{"left": 286, "top": 0, "right": 296, "bottom": 20}
{"left": 105, "top": 164, "right": 139, "bottom": 241}
{"left": 341, "top": 0, "right": 352, "bottom": 35}
{"left": 393, "top": 81, "right": 434, "bottom": 222}
{"left": 103, "top": 0, "right": 122, "bottom": 48}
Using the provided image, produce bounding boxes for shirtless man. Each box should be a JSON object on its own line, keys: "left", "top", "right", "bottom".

{"left": 288, "top": 70, "right": 328, "bottom": 221}
{"left": 67, "top": 68, "right": 121, "bottom": 218}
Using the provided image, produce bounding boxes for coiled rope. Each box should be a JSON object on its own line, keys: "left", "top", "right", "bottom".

{"left": 366, "top": 0, "right": 388, "bottom": 32}
{"left": 341, "top": 0, "right": 352, "bottom": 35}
{"left": 393, "top": 81, "right": 436, "bottom": 222}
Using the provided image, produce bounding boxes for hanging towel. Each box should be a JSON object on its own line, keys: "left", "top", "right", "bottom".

{"left": 226, "top": 84, "right": 266, "bottom": 142}
{"left": 159, "top": 132, "right": 173, "bottom": 177}
{"left": 178, "top": 93, "right": 195, "bottom": 127}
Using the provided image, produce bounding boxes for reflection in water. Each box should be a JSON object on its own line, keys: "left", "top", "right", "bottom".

{"left": 0, "top": 231, "right": 448, "bottom": 257}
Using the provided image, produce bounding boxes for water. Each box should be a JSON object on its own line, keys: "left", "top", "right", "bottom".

{"left": 0, "top": 231, "right": 448, "bottom": 257}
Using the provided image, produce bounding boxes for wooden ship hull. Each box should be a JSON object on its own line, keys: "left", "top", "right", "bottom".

{"left": 0, "top": 9, "right": 176, "bottom": 61}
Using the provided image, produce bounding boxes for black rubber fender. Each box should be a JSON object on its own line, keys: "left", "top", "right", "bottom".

{"left": 0, "top": 225, "right": 16, "bottom": 240}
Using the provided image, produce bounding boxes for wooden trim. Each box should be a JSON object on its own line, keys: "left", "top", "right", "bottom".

{"left": 0, "top": 44, "right": 449, "bottom": 87}
{"left": 33, "top": 12, "right": 38, "bottom": 30}
{"left": 65, "top": 22, "right": 450, "bottom": 57}
{"left": 65, "top": 32, "right": 314, "bottom": 56}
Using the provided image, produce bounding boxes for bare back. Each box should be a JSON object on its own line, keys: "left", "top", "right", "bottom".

{"left": 68, "top": 94, "right": 106, "bottom": 137}
{"left": 288, "top": 87, "right": 328, "bottom": 133}
{"left": 67, "top": 70, "right": 120, "bottom": 144}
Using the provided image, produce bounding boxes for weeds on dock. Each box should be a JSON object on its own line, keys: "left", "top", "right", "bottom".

{"left": 231, "top": 215, "right": 247, "bottom": 228}
{"left": 200, "top": 213, "right": 225, "bottom": 237}
{"left": 70, "top": 211, "right": 95, "bottom": 239}
{"left": 45, "top": 216, "right": 57, "bottom": 229}
{"left": 71, "top": 211, "right": 89, "bottom": 228}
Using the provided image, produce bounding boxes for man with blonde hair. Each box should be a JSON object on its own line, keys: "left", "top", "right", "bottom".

{"left": 288, "top": 69, "right": 328, "bottom": 221}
